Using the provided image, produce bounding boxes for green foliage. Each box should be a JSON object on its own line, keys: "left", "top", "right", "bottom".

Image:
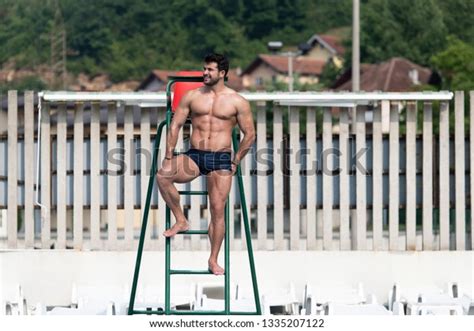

{"left": 0, "top": 76, "right": 46, "bottom": 94}
{"left": 262, "top": 74, "right": 324, "bottom": 92}
{"left": 431, "top": 36, "right": 474, "bottom": 134}
{"left": 319, "top": 61, "right": 342, "bottom": 88}
{"left": 341, "top": 0, "right": 474, "bottom": 71}
{"left": 306, "top": 0, "right": 352, "bottom": 34}
{"left": 0, "top": 0, "right": 473, "bottom": 87}
{"left": 0, "top": 0, "right": 53, "bottom": 67}
{"left": 262, "top": 79, "right": 288, "bottom": 92}
{"left": 431, "top": 36, "right": 474, "bottom": 91}
{"left": 354, "top": 0, "right": 447, "bottom": 66}
{"left": 435, "top": 0, "right": 474, "bottom": 45}
{"left": 0, "top": 0, "right": 353, "bottom": 83}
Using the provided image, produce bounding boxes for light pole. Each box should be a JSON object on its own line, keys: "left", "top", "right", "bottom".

{"left": 267, "top": 41, "right": 310, "bottom": 92}
{"left": 267, "top": 41, "right": 293, "bottom": 91}
{"left": 288, "top": 53, "right": 294, "bottom": 92}
{"left": 352, "top": 0, "right": 360, "bottom": 133}
{"left": 352, "top": 0, "right": 360, "bottom": 92}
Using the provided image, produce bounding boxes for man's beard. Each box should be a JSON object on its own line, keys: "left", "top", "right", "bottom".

{"left": 203, "top": 75, "right": 220, "bottom": 86}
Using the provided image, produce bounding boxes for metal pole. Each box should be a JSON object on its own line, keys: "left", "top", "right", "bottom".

{"left": 232, "top": 129, "right": 262, "bottom": 314}
{"left": 127, "top": 119, "right": 167, "bottom": 315}
{"left": 288, "top": 54, "right": 294, "bottom": 92}
{"left": 352, "top": 0, "right": 360, "bottom": 92}
{"left": 165, "top": 206, "right": 171, "bottom": 314}
{"left": 224, "top": 200, "right": 230, "bottom": 314}
{"left": 164, "top": 78, "right": 175, "bottom": 315}
{"left": 352, "top": 0, "right": 360, "bottom": 133}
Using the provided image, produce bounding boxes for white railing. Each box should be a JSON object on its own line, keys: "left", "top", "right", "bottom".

{"left": 1, "top": 90, "right": 472, "bottom": 251}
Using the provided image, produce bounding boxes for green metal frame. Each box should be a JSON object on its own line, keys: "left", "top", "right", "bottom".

{"left": 128, "top": 76, "right": 261, "bottom": 315}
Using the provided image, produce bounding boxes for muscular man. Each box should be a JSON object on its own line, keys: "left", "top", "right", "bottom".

{"left": 156, "top": 53, "right": 255, "bottom": 275}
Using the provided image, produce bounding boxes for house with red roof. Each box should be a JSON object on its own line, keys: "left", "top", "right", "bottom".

{"left": 332, "top": 57, "right": 437, "bottom": 92}
{"left": 241, "top": 54, "right": 325, "bottom": 90}
{"left": 304, "top": 34, "right": 346, "bottom": 68}
{"left": 241, "top": 33, "right": 345, "bottom": 90}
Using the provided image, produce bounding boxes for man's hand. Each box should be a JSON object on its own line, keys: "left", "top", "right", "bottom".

{"left": 231, "top": 163, "right": 237, "bottom": 175}
{"left": 231, "top": 160, "right": 238, "bottom": 175}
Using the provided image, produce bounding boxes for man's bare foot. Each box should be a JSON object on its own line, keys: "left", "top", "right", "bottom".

{"left": 163, "top": 221, "right": 189, "bottom": 237}
{"left": 208, "top": 260, "right": 225, "bottom": 275}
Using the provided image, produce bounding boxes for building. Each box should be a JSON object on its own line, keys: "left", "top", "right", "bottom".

{"left": 303, "top": 34, "right": 346, "bottom": 67}
{"left": 136, "top": 70, "right": 177, "bottom": 92}
{"left": 331, "top": 57, "right": 440, "bottom": 134}
{"left": 332, "top": 57, "right": 437, "bottom": 92}
{"left": 241, "top": 54, "right": 325, "bottom": 90}
{"left": 240, "top": 33, "right": 344, "bottom": 90}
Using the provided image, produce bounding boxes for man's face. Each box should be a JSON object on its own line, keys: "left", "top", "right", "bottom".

{"left": 203, "top": 62, "right": 224, "bottom": 86}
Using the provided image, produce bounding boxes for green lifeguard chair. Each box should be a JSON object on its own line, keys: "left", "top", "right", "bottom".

{"left": 127, "top": 73, "right": 261, "bottom": 315}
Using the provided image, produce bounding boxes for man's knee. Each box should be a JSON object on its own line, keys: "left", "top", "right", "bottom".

{"left": 209, "top": 200, "right": 226, "bottom": 219}
{"left": 156, "top": 169, "right": 174, "bottom": 187}
{"left": 210, "top": 216, "right": 225, "bottom": 226}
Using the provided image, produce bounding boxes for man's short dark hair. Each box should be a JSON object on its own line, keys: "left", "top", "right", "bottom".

{"left": 204, "top": 53, "right": 229, "bottom": 77}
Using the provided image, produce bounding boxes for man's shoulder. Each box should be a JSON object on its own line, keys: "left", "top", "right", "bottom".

{"left": 184, "top": 87, "right": 202, "bottom": 100}
{"left": 225, "top": 88, "right": 246, "bottom": 102}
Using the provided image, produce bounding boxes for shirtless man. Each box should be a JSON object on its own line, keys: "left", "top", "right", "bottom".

{"left": 156, "top": 53, "right": 255, "bottom": 275}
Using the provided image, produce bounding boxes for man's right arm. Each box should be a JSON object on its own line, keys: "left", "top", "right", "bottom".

{"left": 165, "top": 91, "right": 191, "bottom": 159}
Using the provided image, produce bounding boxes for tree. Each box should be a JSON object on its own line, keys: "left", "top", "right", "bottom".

{"left": 431, "top": 36, "right": 474, "bottom": 134}
{"left": 4, "top": 0, "right": 471, "bottom": 89}
{"left": 355, "top": 0, "right": 447, "bottom": 66}
{"left": 436, "top": 0, "right": 474, "bottom": 45}
{"left": 179, "top": 2, "right": 262, "bottom": 68}
{"left": 431, "top": 36, "right": 474, "bottom": 92}
{"left": 0, "top": 0, "right": 52, "bottom": 68}
{"left": 0, "top": 76, "right": 46, "bottom": 94}
{"left": 241, "top": 0, "right": 278, "bottom": 39}
{"left": 305, "top": 0, "right": 352, "bottom": 35}
{"left": 319, "top": 60, "right": 342, "bottom": 88}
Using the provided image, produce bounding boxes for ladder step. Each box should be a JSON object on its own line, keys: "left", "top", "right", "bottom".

{"left": 178, "top": 190, "right": 208, "bottom": 195}
{"left": 180, "top": 230, "right": 208, "bottom": 235}
{"left": 170, "top": 269, "right": 222, "bottom": 275}
{"left": 131, "top": 309, "right": 165, "bottom": 315}
{"left": 227, "top": 311, "right": 260, "bottom": 315}
{"left": 170, "top": 310, "right": 226, "bottom": 315}
{"left": 131, "top": 309, "right": 259, "bottom": 315}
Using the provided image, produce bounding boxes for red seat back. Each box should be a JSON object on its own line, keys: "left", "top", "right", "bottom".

{"left": 172, "top": 71, "right": 203, "bottom": 112}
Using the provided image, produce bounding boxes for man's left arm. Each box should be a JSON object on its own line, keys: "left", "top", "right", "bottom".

{"left": 233, "top": 97, "right": 256, "bottom": 167}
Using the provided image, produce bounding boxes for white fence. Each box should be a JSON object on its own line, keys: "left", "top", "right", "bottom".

{"left": 0, "top": 90, "right": 472, "bottom": 251}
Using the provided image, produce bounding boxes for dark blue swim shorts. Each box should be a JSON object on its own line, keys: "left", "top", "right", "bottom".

{"left": 183, "top": 148, "right": 232, "bottom": 175}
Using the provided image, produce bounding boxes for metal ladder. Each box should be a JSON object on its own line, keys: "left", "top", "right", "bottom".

{"left": 127, "top": 76, "right": 261, "bottom": 315}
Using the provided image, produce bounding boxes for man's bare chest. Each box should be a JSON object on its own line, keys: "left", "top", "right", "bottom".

{"left": 189, "top": 96, "right": 237, "bottom": 120}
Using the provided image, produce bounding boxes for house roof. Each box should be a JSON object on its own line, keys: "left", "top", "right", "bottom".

{"left": 306, "top": 34, "right": 345, "bottom": 55}
{"left": 226, "top": 69, "right": 244, "bottom": 91}
{"left": 151, "top": 69, "right": 178, "bottom": 83}
{"left": 137, "top": 69, "right": 244, "bottom": 91}
{"left": 136, "top": 70, "right": 177, "bottom": 91}
{"left": 242, "top": 54, "right": 326, "bottom": 76}
{"left": 332, "top": 57, "right": 433, "bottom": 92}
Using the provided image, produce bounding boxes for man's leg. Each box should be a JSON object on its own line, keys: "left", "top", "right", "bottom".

{"left": 206, "top": 170, "right": 233, "bottom": 275}
{"left": 157, "top": 155, "right": 200, "bottom": 237}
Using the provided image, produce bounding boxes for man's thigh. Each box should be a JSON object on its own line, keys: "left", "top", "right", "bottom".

{"left": 159, "top": 154, "right": 200, "bottom": 183}
{"left": 207, "top": 170, "right": 233, "bottom": 206}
